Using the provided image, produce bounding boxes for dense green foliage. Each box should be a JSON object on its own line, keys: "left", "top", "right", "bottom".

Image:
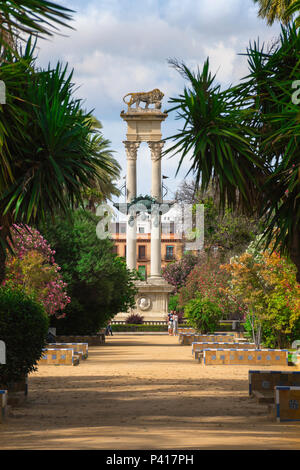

{"left": 0, "top": 286, "right": 49, "bottom": 384}
{"left": 168, "top": 294, "right": 180, "bottom": 312}
{"left": 40, "top": 210, "right": 138, "bottom": 335}
{"left": 184, "top": 297, "right": 222, "bottom": 333}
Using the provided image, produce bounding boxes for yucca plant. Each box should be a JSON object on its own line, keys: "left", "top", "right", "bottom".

{"left": 0, "top": 39, "right": 119, "bottom": 283}
{"left": 0, "top": 0, "right": 74, "bottom": 55}
{"left": 165, "top": 24, "right": 300, "bottom": 281}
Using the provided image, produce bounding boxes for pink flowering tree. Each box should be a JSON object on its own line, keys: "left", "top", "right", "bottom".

{"left": 4, "top": 225, "right": 70, "bottom": 316}
{"left": 162, "top": 253, "right": 199, "bottom": 293}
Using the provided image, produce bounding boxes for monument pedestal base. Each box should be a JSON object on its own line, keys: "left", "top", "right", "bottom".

{"left": 114, "top": 277, "right": 173, "bottom": 322}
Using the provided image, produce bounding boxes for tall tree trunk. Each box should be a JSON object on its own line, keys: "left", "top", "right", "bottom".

{"left": 290, "top": 221, "right": 300, "bottom": 284}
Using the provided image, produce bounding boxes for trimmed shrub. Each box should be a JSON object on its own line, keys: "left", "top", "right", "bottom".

{"left": 0, "top": 286, "right": 49, "bottom": 384}
{"left": 184, "top": 296, "right": 222, "bottom": 333}
{"left": 125, "top": 314, "right": 144, "bottom": 324}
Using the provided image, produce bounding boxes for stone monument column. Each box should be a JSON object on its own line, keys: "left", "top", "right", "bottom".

{"left": 124, "top": 141, "right": 140, "bottom": 271}
{"left": 149, "top": 141, "right": 164, "bottom": 280}
{"left": 115, "top": 90, "right": 173, "bottom": 322}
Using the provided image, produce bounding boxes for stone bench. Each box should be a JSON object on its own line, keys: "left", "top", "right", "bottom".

{"left": 198, "top": 349, "right": 289, "bottom": 366}
{"left": 179, "top": 333, "right": 236, "bottom": 346}
{"left": 249, "top": 370, "right": 300, "bottom": 395}
{"left": 0, "top": 375, "right": 28, "bottom": 406}
{"left": 178, "top": 328, "right": 195, "bottom": 334}
{"left": 274, "top": 386, "right": 300, "bottom": 422}
{"left": 38, "top": 348, "right": 80, "bottom": 366}
{"left": 47, "top": 343, "right": 88, "bottom": 359}
{"left": 192, "top": 341, "right": 256, "bottom": 356}
{"left": 0, "top": 391, "right": 7, "bottom": 423}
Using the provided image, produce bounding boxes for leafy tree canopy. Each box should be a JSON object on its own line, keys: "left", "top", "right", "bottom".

{"left": 40, "top": 210, "right": 138, "bottom": 335}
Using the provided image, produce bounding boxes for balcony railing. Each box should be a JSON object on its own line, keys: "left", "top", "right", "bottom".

{"left": 165, "top": 254, "right": 175, "bottom": 261}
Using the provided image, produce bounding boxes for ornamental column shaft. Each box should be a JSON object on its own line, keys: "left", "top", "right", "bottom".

{"left": 124, "top": 141, "right": 140, "bottom": 271}
{"left": 149, "top": 141, "right": 164, "bottom": 279}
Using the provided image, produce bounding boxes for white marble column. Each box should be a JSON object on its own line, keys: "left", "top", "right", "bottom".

{"left": 124, "top": 141, "right": 140, "bottom": 271}
{"left": 149, "top": 141, "right": 164, "bottom": 279}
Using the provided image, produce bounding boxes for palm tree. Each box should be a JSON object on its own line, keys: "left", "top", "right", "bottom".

{"left": 0, "top": 40, "right": 118, "bottom": 282}
{"left": 0, "top": 0, "right": 74, "bottom": 54}
{"left": 286, "top": 0, "right": 300, "bottom": 25}
{"left": 80, "top": 116, "right": 120, "bottom": 212}
{"left": 165, "top": 24, "right": 300, "bottom": 281}
{"left": 253, "top": 0, "right": 297, "bottom": 25}
{"left": 83, "top": 132, "right": 121, "bottom": 212}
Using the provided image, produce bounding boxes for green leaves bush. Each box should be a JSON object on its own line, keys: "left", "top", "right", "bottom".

{"left": 0, "top": 286, "right": 49, "bottom": 385}
{"left": 40, "top": 210, "right": 138, "bottom": 335}
{"left": 184, "top": 296, "right": 222, "bottom": 333}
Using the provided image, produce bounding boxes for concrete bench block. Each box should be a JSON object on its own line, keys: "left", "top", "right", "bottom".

{"left": 47, "top": 343, "right": 88, "bottom": 359}
{"left": 275, "top": 386, "right": 300, "bottom": 422}
{"left": 199, "top": 349, "right": 289, "bottom": 366}
{"left": 249, "top": 370, "right": 300, "bottom": 397}
{"left": 38, "top": 348, "right": 80, "bottom": 366}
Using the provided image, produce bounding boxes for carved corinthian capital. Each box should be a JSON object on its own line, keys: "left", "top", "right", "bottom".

{"left": 124, "top": 141, "right": 140, "bottom": 160}
{"left": 148, "top": 141, "right": 165, "bottom": 161}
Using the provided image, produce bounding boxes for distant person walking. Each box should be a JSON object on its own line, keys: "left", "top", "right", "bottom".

{"left": 105, "top": 320, "right": 113, "bottom": 336}
{"left": 172, "top": 312, "right": 178, "bottom": 336}
{"left": 168, "top": 312, "right": 173, "bottom": 335}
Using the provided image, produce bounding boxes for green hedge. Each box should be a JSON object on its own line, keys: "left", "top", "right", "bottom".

{"left": 111, "top": 322, "right": 244, "bottom": 333}
{"left": 0, "top": 286, "right": 49, "bottom": 384}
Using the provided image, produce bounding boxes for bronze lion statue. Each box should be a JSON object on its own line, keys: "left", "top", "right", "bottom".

{"left": 123, "top": 89, "right": 164, "bottom": 110}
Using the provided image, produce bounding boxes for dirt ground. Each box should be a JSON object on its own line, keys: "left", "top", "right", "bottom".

{"left": 1, "top": 334, "right": 300, "bottom": 450}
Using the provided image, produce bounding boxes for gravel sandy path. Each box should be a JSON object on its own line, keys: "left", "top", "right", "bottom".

{"left": 1, "top": 335, "right": 300, "bottom": 450}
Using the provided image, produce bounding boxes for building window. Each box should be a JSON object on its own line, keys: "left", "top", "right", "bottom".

{"left": 166, "top": 245, "right": 174, "bottom": 260}
{"left": 138, "top": 265, "right": 146, "bottom": 280}
{"left": 138, "top": 245, "right": 146, "bottom": 260}
{"left": 112, "top": 245, "right": 118, "bottom": 255}
{"left": 139, "top": 226, "right": 145, "bottom": 233}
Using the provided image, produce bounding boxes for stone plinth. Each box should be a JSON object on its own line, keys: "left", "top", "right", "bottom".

{"left": 114, "top": 277, "right": 173, "bottom": 322}
{"left": 121, "top": 109, "right": 168, "bottom": 142}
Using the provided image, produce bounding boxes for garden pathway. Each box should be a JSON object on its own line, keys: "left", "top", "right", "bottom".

{"left": 1, "top": 335, "right": 300, "bottom": 449}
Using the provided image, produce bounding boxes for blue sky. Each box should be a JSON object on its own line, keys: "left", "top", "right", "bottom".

{"left": 35, "top": 0, "right": 281, "bottom": 201}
